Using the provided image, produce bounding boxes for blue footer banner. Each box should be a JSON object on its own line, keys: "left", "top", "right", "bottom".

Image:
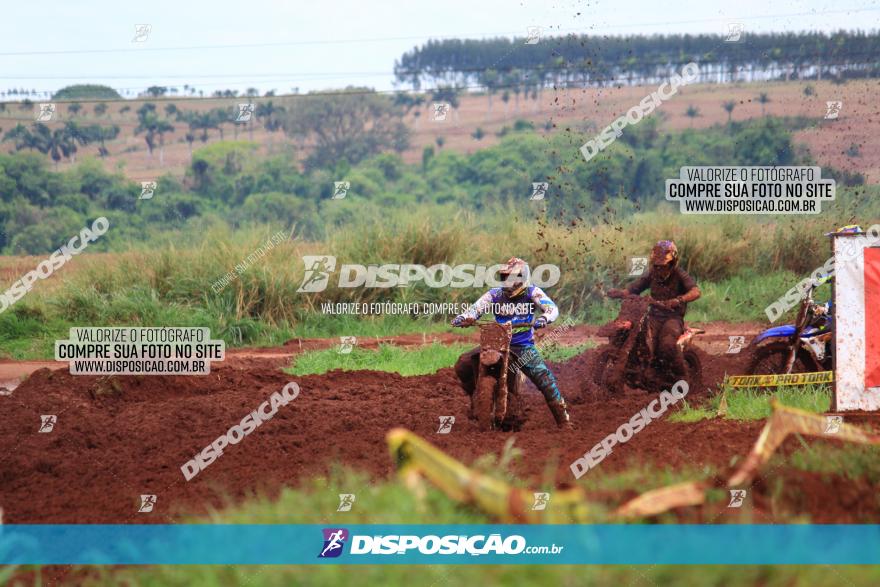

{"left": 2, "top": 524, "right": 879, "bottom": 565}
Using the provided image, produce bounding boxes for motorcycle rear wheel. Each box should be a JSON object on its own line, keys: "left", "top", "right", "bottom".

{"left": 593, "top": 347, "right": 623, "bottom": 394}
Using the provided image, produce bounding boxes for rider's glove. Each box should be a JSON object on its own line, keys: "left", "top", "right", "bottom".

{"left": 661, "top": 297, "right": 683, "bottom": 310}
{"left": 534, "top": 316, "right": 548, "bottom": 329}
{"left": 451, "top": 315, "right": 472, "bottom": 327}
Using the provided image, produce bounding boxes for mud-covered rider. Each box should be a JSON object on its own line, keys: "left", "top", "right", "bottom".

{"left": 608, "top": 241, "right": 701, "bottom": 386}
{"left": 451, "top": 257, "right": 572, "bottom": 429}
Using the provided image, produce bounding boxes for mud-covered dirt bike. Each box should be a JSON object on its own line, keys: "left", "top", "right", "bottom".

{"left": 456, "top": 318, "right": 528, "bottom": 430}
{"left": 593, "top": 293, "right": 704, "bottom": 394}
{"left": 747, "top": 281, "right": 832, "bottom": 376}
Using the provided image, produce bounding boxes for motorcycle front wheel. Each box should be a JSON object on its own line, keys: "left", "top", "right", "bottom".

{"left": 683, "top": 348, "right": 704, "bottom": 393}
{"left": 474, "top": 374, "right": 497, "bottom": 430}
{"left": 746, "top": 342, "right": 813, "bottom": 376}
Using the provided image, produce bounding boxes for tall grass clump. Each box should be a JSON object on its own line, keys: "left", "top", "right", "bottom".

{"left": 3, "top": 200, "right": 878, "bottom": 359}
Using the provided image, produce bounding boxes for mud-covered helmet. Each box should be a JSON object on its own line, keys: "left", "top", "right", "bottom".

{"left": 499, "top": 257, "right": 530, "bottom": 297}
{"left": 651, "top": 240, "right": 679, "bottom": 268}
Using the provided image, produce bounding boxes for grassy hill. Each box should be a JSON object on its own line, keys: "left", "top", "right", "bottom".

{"left": 0, "top": 79, "right": 876, "bottom": 183}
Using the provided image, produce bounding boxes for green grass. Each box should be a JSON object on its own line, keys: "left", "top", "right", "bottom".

{"left": 0, "top": 305, "right": 69, "bottom": 359}
{"left": 685, "top": 269, "right": 800, "bottom": 324}
{"left": 668, "top": 402, "right": 717, "bottom": 422}
{"left": 100, "top": 562, "right": 880, "bottom": 587}
{"left": 576, "top": 460, "right": 717, "bottom": 495}
{"left": 76, "top": 463, "right": 880, "bottom": 586}
{"left": 669, "top": 384, "right": 832, "bottom": 422}
{"left": 286, "top": 342, "right": 474, "bottom": 376}
{"left": 289, "top": 313, "right": 452, "bottom": 339}
{"left": 783, "top": 443, "right": 880, "bottom": 483}
{"left": 0, "top": 205, "right": 864, "bottom": 361}
{"left": 541, "top": 342, "right": 595, "bottom": 363}
{"left": 0, "top": 299, "right": 457, "bottom": 360}
{"left": 188, "top": 467, "right": 491, "bottom": 525}
{"left": 286, "top": 339, "right": 592, "bottom": 378}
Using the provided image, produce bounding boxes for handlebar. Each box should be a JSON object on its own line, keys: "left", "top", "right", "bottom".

{"left": 607, "top": 289, "right": 669, "bottom": 308}
{"left": 451, "top": 316, "right": 539, "bottom": 328}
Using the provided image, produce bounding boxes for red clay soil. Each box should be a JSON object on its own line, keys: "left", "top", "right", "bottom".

{"left": 0, "top": 340, "right": 876, "bottom": 525}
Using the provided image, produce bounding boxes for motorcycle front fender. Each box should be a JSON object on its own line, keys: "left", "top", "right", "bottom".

{"left": 753, "top": 325, "right": 797, "bottom": 345}
{"left": 479, "top": 350, "right": 504, "bottom": 367}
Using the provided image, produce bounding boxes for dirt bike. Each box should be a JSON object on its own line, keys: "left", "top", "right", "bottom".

{"left": 747, "top": 282, "right": 832, "bottom": 375}
{"left": 455, "top": 318, "right": 529, "bottom": 431}
{"left": 593, "top": 292, "right": 704, "bottom": 394}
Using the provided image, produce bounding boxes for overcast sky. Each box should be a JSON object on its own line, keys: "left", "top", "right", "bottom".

{"left": 0, "top": 0, "right": 876, "bottom": 98}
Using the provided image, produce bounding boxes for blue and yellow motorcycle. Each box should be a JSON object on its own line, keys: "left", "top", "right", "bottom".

{"left": 747, "top": 282, "right": 833, "bottom": 375}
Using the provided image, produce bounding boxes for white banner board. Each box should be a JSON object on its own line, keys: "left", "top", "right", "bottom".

{"left": 834, "top": 231, "right": 880, "bottom": 411}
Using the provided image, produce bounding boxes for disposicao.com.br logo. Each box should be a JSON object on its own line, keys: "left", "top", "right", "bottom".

{"left": 297, "top": 256, "right": 560, "bottom": 293}
{"left": 317, "top": 528, "right": 563, "bottom": 558}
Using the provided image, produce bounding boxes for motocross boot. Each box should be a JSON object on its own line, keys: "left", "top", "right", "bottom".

{"left": 548, "top": 400, "right": 573, "bottom": 430}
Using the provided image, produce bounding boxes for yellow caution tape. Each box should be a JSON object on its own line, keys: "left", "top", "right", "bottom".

{"left": 615, "top": 480, "right": 708, "bottom": 518}
{"left": 387, "top": 401, "right": 880, "bottom": 522}
{"left": 618, "top": 401, "right": 880, "bottom": 517}
{"left": 726, "top": 371, "right": 833, "bottom": 388}
{"left": 725, "top": 400, "right": 879, "bottom": 486}
{"left": 387, "top": 429, "right": 593, "bottom": 523}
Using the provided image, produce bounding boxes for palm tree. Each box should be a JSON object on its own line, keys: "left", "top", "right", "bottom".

{"left": 178, "top": 111, "right": 216, "bottom": 150}
{"left": 23, "top": 123, "right": 74, "bottom": 169}
{"left": 482, "top": 69, "right": 499, "bottom": 118}
{"left": 47, "top": 129, "right": 72, "bottom": 169}
{"left": 155, "top": 119, "right": 174, "bottom": 165}
{"left": 256, "top": 101, "right": 285, "bottom": 150}
{"left": 246, "top": 102, "right": 256, "bottom": 141}
{"left": 393, "top": 92, "right": 425, "bottom": 129}
{"left": 2, "top": 124, "right": 37, "bottom": 151}
{"left": 509, "top": 69, "right": 522, "bottom": 113}
{"left": 93, "top": 125, "right": 120, "bottom": 157}
{"left": 135, "top": 104, "right": 159, "bottom": 157}
{"left": 685, "top": 105, "right": 700, "bottom": 127}
{"left": 210, "top": 108, "right": 230, "bottom": 140}
{"left": 757, "top": 92, "right": 770, "bottom": 116}
{"left": 30, "top": 123, "right": 53, "bottom": 155}
{"left": 62, "top": 121, "right": 92, "bottom": 163}
{"left": 135, "top": 103, "right": 174, "bottom": 165}
{"left": 430, "top": 86, "right": 461, "bottom": 123}
{"left": 722, "top": 100, "right": 736, "bottom": 124}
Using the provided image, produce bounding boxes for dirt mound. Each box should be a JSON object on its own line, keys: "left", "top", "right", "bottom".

{"left": 0, "top": 343, "right": 861, "bottom": 524}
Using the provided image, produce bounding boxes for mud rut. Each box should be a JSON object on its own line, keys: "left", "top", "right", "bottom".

{"left": 0, "top": 328, "right": 878, "bottom": 524}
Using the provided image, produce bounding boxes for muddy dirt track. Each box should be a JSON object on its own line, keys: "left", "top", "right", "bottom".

{"left": 1, "top": 326, "right": 878, "bottom": 525}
